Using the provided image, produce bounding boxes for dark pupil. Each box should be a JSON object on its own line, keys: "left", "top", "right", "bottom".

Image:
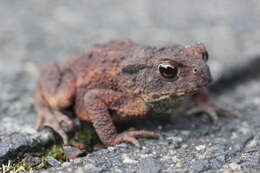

{"left": 159, "top": 64, "right": 178, "bottom": 78}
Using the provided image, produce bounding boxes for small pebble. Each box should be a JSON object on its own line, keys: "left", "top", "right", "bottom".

{"left": 195, "top": 145, "right": 206, "bottom": 151}
{"left": 191, "top": 160, "right": 209, "bottom": 172}
{"left": 211, "top": 159, "right": 223, "bottom": 169}
{"left": 64, "top": 146, "right": 86, "bottom": 160}
{"left": 122, "top": 154, "right": 137, "bottom": 164}
{"left": 62, "top": 162, "right": 70, "bottom": 167}
{"left": 182, "top": 144, "right": 188, "bottom": 149}
{"left": 230, "top": 158, "right": 241, "bottom": 164}
{"left": 24, "top": 154, "right": 42, "bottom": 167}
{"left": 107, "top": 146, "right": 116, "bottom": 152}
{"left": 216, "top": 154, "right": 227, "bottom": 162}
{"left": 175, "top": 162, "right": 184, "bottom": 168}
{"left": 117, "top": 143, "right": 128, "bottom": 148}
{"left": 47, "top": 157, "right": 61, "bottom": 168}
{"left": 228, "top": 162, "right": 241, "bottom": 171}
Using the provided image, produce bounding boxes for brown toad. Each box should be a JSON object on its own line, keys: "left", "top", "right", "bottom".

{"left": 35, "top": 40, "right": 232, "bottom": 147}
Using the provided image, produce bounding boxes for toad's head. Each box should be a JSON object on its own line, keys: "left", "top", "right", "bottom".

{"left": 123, "top": 43, "right": 212, "bottom": 103}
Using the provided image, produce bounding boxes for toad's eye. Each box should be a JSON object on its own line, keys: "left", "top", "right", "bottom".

{"left": 158, "top": 62, "right": 179, "bottom": 79}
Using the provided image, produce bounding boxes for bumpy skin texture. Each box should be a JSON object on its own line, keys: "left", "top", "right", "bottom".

{"left": 35, "top": 40, "right": 232, "bottom": 147}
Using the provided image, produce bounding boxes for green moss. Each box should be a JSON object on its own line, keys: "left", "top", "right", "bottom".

{"left": 14, "top": 160, "right": 33, "bottom": 172}
{"left": 1, "top": 160, "right": 32, "bottom": 172}
{"left": 46, "top": 145, "right": 67, "bottom": 161}
{"left": 73, "top": 132, "right": 92, "bottom": 148}
{"left": 34, "top": 145, "right": 67, "bottom": 169}
{"left": 34, "top": 161, "right": 47, "bottom": 170}
{"left": 72, "top": 123, "right": 99, "bottom": 150}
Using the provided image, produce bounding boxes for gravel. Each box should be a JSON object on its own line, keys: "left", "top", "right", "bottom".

{"left": 139, "top": 158, "right": 162, "bottom": 173}
{"left": 1, "top": 0, "right": 260, "bottom": 172}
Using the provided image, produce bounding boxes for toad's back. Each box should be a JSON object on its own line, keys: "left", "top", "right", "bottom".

{"left": 64, "top": 40, "right": 144, "bottom": 90}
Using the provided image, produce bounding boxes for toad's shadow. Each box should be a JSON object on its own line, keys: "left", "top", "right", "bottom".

{"left": 116, "top": 113, "right": 230, "bottom": 137}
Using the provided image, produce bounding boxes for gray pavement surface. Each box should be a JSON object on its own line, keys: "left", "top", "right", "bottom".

{"left": 0, "top": 0, "right": 260, "bottom": 172}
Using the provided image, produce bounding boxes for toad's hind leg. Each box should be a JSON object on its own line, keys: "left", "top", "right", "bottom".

{"left": 35, "top": 62, "right": 76, "bottom": 144}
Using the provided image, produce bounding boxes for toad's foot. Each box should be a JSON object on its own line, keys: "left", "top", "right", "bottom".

{"left": 36, "top": 111, "right": 74, "bottom": 144}
{"left": 113, "top": 129, "right": 155, "bottom": 148}
{"left": 187, "top": 103, "right": 236, "bottom": 123}
{"left": 190, "top": 88, "right": 236, "bottom": 123}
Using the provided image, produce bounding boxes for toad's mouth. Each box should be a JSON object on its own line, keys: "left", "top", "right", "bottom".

{"left": 143, "top": 82, "right": 208, "bottom": 103}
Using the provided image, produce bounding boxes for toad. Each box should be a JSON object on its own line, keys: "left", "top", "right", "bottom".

{"left": 35, "top": 40, "right": 233, "bottom": 147}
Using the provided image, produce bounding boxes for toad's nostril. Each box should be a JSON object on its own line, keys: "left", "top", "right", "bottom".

{"left": 202, "top": 74, "right": 212, "bottom": 84}
{"left": 208, "top": 75, "right": 213, "bottom": 83}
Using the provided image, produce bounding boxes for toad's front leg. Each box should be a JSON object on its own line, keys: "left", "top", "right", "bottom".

{"left": 80, "top": 89, "right": 155, "bottom": 147}
{"left": 188, "top": 88, "right": 235, "bottom": 122}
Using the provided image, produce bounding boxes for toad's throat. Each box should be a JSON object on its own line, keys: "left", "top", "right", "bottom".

{"left": 143, "top": 84, "right": 208, "bottom": 103}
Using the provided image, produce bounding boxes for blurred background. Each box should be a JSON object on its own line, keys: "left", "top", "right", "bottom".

{"left": 0, "top": 0, "right": 260, "bottom": 76}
